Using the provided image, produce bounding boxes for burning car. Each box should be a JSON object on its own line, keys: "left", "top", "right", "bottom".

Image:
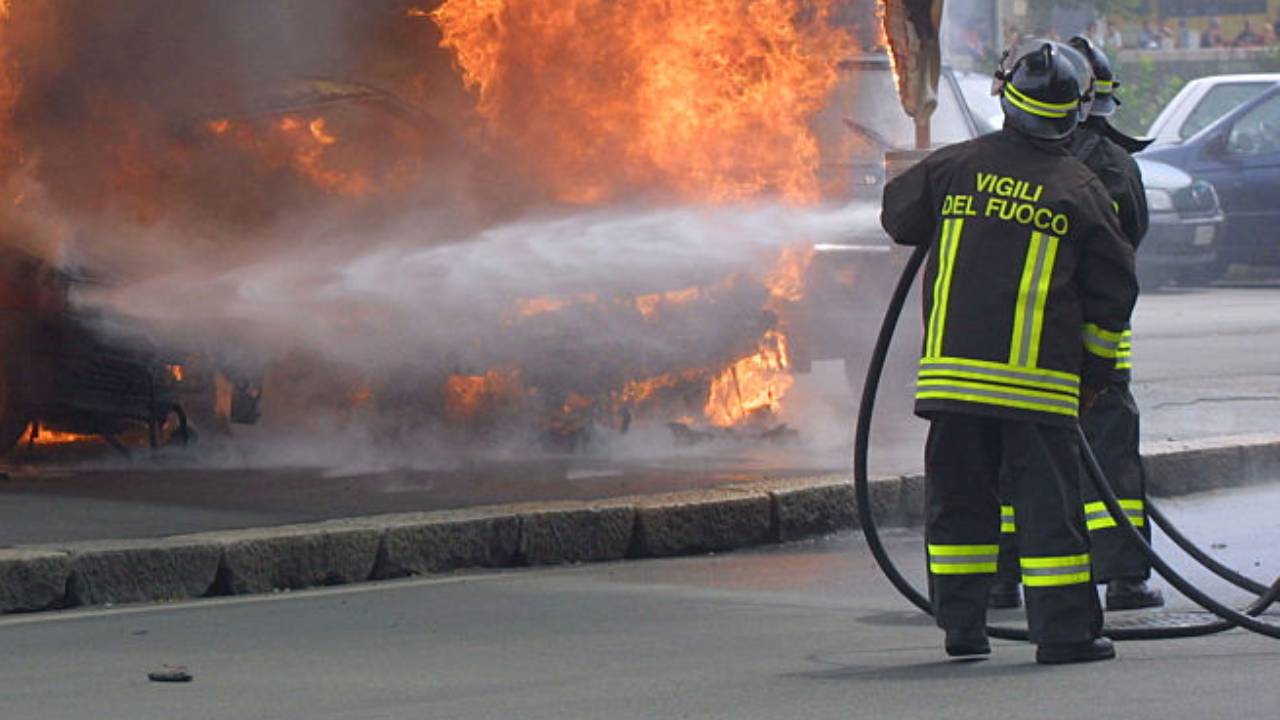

{"left": 0, "top": 238, "right": 264, "bottom": 457}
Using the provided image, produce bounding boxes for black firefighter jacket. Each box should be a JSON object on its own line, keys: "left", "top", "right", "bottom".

{"left": 1070, "top": 116, "right": 1149, "bottom": 382}
{"left": 881, "top": 128, "right": 1138, "bottom": 427}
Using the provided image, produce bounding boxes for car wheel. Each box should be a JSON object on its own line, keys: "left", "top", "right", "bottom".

{"left": 0, "top": 357, "right": 31, "bottom": 456}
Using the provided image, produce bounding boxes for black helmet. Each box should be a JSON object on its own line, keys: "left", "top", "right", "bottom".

{"left": 995, "top": 42, "right": 1085, "bottom": 140}
{"left": 1068, "top": 35, "right": 1118, "bottom": 117}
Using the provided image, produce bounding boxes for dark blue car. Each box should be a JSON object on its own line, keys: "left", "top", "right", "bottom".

{"left": 1142, "top": 83, "right": 1280, "bottom": 281}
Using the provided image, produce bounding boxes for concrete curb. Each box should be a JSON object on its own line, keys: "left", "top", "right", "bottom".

{"left": 3, "top": 433, "right": 1278, "bottom": 614}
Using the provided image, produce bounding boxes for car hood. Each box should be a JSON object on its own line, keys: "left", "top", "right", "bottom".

{"left": 1135, "top": 157, "right": 1191, "bottom": 191}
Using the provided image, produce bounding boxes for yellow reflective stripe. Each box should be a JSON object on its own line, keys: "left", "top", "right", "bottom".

{"left": 1004, "top": 83, "right": 1078, "bottom": 118}
{"left": 1083, "top": 500, "right": 1146, "bottom": 530}
{"left": 1083, "top": 323, "right": 1122, "bottom": 359}
{"left": 927, "top": 219, "right": 963, "bottom": 358}
{"left": 1021, "top": 554, "right": 1091, "bottom": 569}
{"left": 1021, "top": 553, "right": 1091, "bottom": 587}
{"left": 1024, "top": 571, "right": 1092, "bottom": 587}
{"left": 1027, "top": 235, "right": 1058, "bottom": 366}
{"left": 1001, "top": 505, "right": 1016, "bottom": 534}
{"left": 920, "top": 357, "right": 1079, "bottom": 383}
{"left": 928, "top": 543, "right": 998, "bottom": 575}
{"left": 1094, "top": 79, "right": 1116, "bottom": 94}
{"left": 1009, "top": 232, "right": 1040, "bottom": 365}
{"left": 929, "top": 544, "right": 1000, "bottom": 556}
{"left": 1116, "top": 328, "right": 1133, "bottom": 371}
{"left": 1009, "top": 232, "right": 1059, "bottom": 368}
{"left": 916, "top": 390, "right": 1077, "bottom": 417}
{"left": 919, "top": 368, "right": 1080, "bottom": 394}
{"left": 916, "top": 379, "right": 1079, "bottom": 416}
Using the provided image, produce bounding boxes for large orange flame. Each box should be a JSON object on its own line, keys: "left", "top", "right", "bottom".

{"left": 426, "top": 0, "right": 854, "bottom": 205}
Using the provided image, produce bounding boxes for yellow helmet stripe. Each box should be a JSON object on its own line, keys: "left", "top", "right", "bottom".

{"left": 1003, "top": 83, "right": 1078, "bottom": 119}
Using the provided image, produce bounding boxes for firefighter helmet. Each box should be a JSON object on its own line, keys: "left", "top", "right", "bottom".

{"left": 1068, "top": 35, "right": 1119, "bottom": 117}
{"left": 994, "top": 42, "right": 1086, "bottom": 140}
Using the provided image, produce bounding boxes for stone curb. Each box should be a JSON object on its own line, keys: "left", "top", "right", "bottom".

{"left": 2, "top": 434, "right": 1277, "bottom": 614}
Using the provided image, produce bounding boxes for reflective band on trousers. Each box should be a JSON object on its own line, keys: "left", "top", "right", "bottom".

{"left": 1020, "top": 553, "right": 1092, "bottom": 587}
{"left": 928, "top": 544, "right": 999, "bottom": 575}
{"left": 1084, "top": 499, "right": 1145, "bottom": 531}
{"left": 1000, "top": 505, "right": 1016, "bottom": 534}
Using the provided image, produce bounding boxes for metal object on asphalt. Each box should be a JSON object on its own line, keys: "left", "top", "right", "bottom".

{"left": 147, "top": 665, "right": 192, "bottom": 683}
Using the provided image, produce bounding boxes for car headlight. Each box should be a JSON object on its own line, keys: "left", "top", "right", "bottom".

{"left": 1145, "top": 188, "right": 1175, "bottom": 212}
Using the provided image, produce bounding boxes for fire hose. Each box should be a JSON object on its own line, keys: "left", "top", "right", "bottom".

{"left": 853, "top": 243, "right": 1280, "bottom": 641}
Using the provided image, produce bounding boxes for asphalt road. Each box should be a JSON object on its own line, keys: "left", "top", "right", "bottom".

{"left": 0, "top": 480, "right": 1276, "bottom": 720}
{"left": 2, "top": 283, "right": 1280, "bottom": 546}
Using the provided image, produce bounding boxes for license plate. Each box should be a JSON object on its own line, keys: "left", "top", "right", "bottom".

{"left": 1193, "top": 225, "right": 1215, "bottom": 246}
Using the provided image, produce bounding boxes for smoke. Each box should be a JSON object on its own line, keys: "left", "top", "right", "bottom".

{"left": 0, "top": 0, "right": 905, "bottom": 469}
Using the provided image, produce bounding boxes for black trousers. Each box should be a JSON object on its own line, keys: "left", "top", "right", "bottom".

{"left": 996, "top": 383, "right": 1151, "bottom": 584}
{"left": 926, "top": 412, "right": 1102, "bottom": 645}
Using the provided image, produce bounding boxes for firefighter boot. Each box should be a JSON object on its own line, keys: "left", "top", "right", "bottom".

{"left": 1036, "top": 637, "right": 1116, "bottom": 665}
{"left": 987, "top": 581, "right": 1022, "bottom": 609}
{"left": 945, "top": 628, "right": 991, "bottom": 658}
{"left": 1106, "top": 578, "right": 1164, "bottom": 611}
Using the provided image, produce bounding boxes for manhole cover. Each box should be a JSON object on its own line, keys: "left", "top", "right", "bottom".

{"left": 993, "top": 610, "right": 1280, "bottom": 633}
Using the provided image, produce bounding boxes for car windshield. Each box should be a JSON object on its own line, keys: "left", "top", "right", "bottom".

{"left": 953, "top": 71, "right": 1003, "bottom": 134}
{"left": 1180, "top": 82, "right": 1275, "bottom": 140}
{"left": 813, "top": 60, "right": 972, "bottom": 198}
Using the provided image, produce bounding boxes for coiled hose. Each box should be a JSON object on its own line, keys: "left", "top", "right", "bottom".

{"left": 853, "top": 244, "right": 1280, "bottom": 641}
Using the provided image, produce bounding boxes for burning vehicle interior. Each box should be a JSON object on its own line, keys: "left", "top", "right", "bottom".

{"left": 0, "top": 0, "right": 904, "bottom": 465}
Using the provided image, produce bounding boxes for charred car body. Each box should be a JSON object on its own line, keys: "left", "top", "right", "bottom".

{"left": 0, "top": 240, "right": 262, "bottom": 456}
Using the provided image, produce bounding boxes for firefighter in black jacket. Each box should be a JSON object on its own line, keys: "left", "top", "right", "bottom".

{"left": 989, "top": 36, "right": 1163, "bottom": 613}
{"left": 880, "top": 42, "right": 1137, "bottom": 665}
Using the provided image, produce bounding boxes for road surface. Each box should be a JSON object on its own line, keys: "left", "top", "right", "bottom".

{"left": 0, "top": 480, "right": 1276, "bottom": 719}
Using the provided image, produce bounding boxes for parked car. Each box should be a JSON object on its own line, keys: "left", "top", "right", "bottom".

{"left": 1141, "top": 82, "right": 1280, "bottom": 280}
{"left": 1147, "top": 74, "right": 1280, "bottom": 149}
{"left": 952, "top": 70, "right": 1226, "bottom": 287}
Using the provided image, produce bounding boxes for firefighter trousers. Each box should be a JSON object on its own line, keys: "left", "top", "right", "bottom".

{"left": 996, "top": 382, "right": 1151, "bottom": 584}
{"left": 926, "top": 412, "right": 1103, "bottom": 645}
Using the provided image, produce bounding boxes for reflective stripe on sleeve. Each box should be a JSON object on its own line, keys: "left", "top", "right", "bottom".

{"left": 1116, "top": 328, "right": 1133, "bottom": 371}
{"left": 928, "top": 544, "right": 999, "bottom": 575}
{"left": 1083, "top": 323, "right": 1123, "bottom": 359}
{"left": 1000, "top": 505, "right": 1016, "bottom": 534}
{"left": 1020, "top": 553, "right": 1092, "bottom": 587}
{"left": 1083, "top": 499, "right": 1146, "bottom": 531}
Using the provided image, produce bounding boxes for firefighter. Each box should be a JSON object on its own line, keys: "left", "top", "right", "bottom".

{"left": 989, "top": 36, "right": 1163, "bottom": 612}
{"left": 880, "top": 42, "right": 1136, "bottom": 664}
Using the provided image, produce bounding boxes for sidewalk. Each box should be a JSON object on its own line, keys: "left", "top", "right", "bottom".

{"left": 1, "top": 432, "right": 1277, "bottom": 615}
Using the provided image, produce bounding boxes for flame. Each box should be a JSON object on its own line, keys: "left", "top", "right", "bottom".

{"left": 443, "top": 369, "right": 525, "bottom": 424}
{"left": 634, "top": 286, "right": 702, "bottom": 319}
{"left": 167, "top": 364, "right": 185, "bottom": 382}
{"left": 704, "top": 329, "right": 793, "bottom": 427}
{"left": 22, "top": 424, "right": 97, "bottom": 446}
{"left": 425, "top": 0, "right": 854, "bottom": 205}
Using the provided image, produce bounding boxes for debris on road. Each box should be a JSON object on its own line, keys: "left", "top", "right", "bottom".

{"left": 147, "top": 665, "right": 192, "bottom": 683}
